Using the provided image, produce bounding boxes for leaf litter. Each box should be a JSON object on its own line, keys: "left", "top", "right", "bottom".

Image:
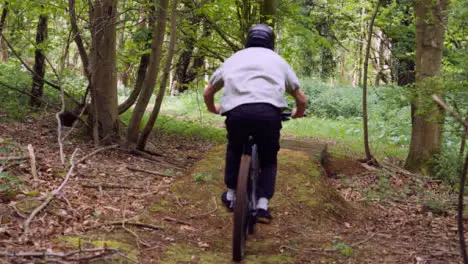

{"left": 0, "top": 118, "right": 465, "bottom": 263}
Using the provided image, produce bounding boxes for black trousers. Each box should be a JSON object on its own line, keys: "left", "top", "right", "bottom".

{"left": 224, "top": 103, "right": 281, "bottom": 199}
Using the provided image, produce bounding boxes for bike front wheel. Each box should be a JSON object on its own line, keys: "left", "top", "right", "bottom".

{"left": 232, "top": 154, "right": 251, "bottom": 262}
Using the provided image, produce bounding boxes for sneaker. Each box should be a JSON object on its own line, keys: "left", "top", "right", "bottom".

{"left": 256, "top": 208, "right": 272, "bottom": 224}
{"left": 221, "top": 191, "right": 234, "bottom": 212}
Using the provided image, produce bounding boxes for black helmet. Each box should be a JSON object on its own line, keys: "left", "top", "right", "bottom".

{"left": 245, "top": 24, "right": 275, "bottom": 50}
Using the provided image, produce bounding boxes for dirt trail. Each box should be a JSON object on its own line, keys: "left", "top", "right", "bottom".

{"left": 0, "top": 120, "right": 463, "bottom": 263}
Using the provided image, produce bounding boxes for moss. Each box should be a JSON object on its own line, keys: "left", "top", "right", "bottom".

{"left": 24, "top": 191, "right": 40, "bottom": 197}
{"left": 149, "top": 199, "right": 170, "bottom": 213}
{"left": 162, "top": 244, "right": 226, "bottom": 264}
{"left": 16, "top": 199, "right": 42, "bottom": 214}
{"left": 162, "top": 243, "right": 293, "bottom": 264}
{"left": 58, "top": 236, "right": 138, "bottom": 261}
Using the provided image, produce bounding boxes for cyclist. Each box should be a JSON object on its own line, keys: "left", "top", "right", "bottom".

{"left": 203, "top": 24, "right": 307, "bottom": 224}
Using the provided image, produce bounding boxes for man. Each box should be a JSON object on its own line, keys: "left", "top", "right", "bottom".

{"left": 203, "top": 24, "right": 307, "bottom": 224}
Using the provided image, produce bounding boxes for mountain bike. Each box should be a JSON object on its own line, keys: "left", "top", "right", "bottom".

{"left": 232, "top": 112, "right": 291, "bottom": 262}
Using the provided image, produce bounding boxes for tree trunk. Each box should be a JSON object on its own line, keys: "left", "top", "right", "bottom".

{"left": 89, "top": 0, "right": 119, "bottom": 143}
{"left": 138, "top": 0, "right": 179, "bottom": 149}
{"left": 30, "top": 15, "right": 48, "bottom": 108}
{"left": 118, "top": 8, "right": 153, "bottom": 114}
{"left": 0, "top": 4, "right": 8, "bottom": 62}
{"left": 362, "top": 0, "right": 382, "bottom": 163}
{"left": 172, "top": 42, "right": 194, "bottom": 93}
{"left": 125, "top": 0, "right": 169, "bottom": 149}
{"left": 261, "top": 0, "right": 276, "bottom": 27}
{"left": 405, "top": 0, "right": 449, "bottom": 172}
{"left": 118, "top": 53, "right": 150, "bottom": 114}
{"left": 357, "top": 8, "right": 365, "bottom": 87}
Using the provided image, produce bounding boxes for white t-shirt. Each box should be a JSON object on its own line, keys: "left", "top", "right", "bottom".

{"left": 209, "top": 47, "right": 301, "bottom": 114}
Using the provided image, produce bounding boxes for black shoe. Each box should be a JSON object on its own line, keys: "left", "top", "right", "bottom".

{"left": 256, "top": 208, "right": 272, "bottom": 224}
{"left": 221, "top": 191, "right": 234, "bottom": 212}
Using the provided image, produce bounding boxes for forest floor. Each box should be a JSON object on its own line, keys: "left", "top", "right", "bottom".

{"left": 0, "top": 117, "right": 465, "bottom": 263}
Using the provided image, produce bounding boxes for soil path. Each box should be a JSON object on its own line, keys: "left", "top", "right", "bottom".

{"left": 0, "top": 120, "right": 463, "bottom": 264}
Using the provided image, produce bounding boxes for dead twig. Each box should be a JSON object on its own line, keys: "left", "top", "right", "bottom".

{"left": 0, "top": 156, "right": 28, "bottom": 161}
{"left": 129, "top": 149, "right": 185, "bottom": 170}
{"left": 0, "top": 248, "right": 139, "bottom": 263}
{"left": 127, "top": 166, "right": 176, "bottom": 178}
{"left": 85, "top": 221, "right": 163, "bottom": 231}
{"left": 164, "top": 217, "right": 191, "bottom": 226}
{"left": 9, "top": 202, "right": 26, "bottom": 219}
{"left": 27, "top": 144, "right": 38, "bottom": 180}
{"left": 81, "top": 183, "right": 144, "bottom": 190}
{"left": 188, "top": 196, "right": 218, "bottom": 219}
{"left": 24, "top": 149, "right": 80, "bottom": 235}
{"left": 76, "top": 144, "right": 118, "bottom": 164}
{"left": 351, "top": 233, "right": 376, "bottom": 247}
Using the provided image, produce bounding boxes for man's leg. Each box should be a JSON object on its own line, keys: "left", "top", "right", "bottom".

{"left": 223, "top": 113, "right": 249, "bottom": 210}
{"left": 253, "top": 107, "right": 281, "bottom": 223}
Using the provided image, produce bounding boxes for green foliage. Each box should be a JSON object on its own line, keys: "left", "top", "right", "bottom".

{"left": 0, "top": 171, "right": 22, "bottom": 198}
{"left": 120, "top": 110, "right": 226, "bottom": 143}
{"left": 432, "top": 148, "right": 463, "bottom": 187}
{"left": 299, "top": 79, "right": 412, "bottom": 147}
{"left": 333, "top": 242, "right": 353, "bottom": 257}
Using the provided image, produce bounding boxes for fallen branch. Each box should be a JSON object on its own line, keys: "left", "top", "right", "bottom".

{"left": 127, "top": 166, "right": 175, "bottom": 178}
{"left": 27, "top": 144, "right": 38, "bottom": 180}
{"left": 188, "top": 196, "right": 217, "bottom": 219}
{"left": 9, "top": 202, "right": 26, "bottom": 219}
{"left": 24, "top": 149, "right": 80, "bottom": 235}
{"left": 0, "top": 156, "right": 28, "bottom": 161}
{"left": 86, "top": 221, "right": 163, "bottom": 231}
{"left": 164, "top": 217, "right": 191, "bottom": 226}
{"left": 129, "top": 149, "right": 185, "bottom": 170}
{"left": 433, "top": 95, "right": 468, "bottom": 129}
{"left": 351, "top": 233, "right": 376, "bottom": 247}
{"left": 81, "top": 183, "right": 144, "bottom": 190}
{"left": 77, "top": 144, "right": 118, "bottom": 164}
{"left": 0, "top": 247, "right": 139, "bottom": 263}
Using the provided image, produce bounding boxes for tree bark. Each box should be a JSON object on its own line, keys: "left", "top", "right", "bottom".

{"left": 118, "top": 8, "right": 154, "bottom": 114}
{"left": 30, "top": 14, "right": 48, "bottom": 108}
{"left": 261, "top": 0, "right": 276, "bottom": 27}
{"left": 118, "top": 53, "right": 150, "bottom": 114}
{"left": 89, "top": 0, "right": 119, "bottom": 143}
{"left": 138, "top": 0, "right": 179, "bottom": 149}
{"left": 405, "top": 0, "right": 449, "bottom": 172}
{"left": 0, "top": 4, "right": 8, "bottom": 62}
{"left": 126, "top": 0, "right": 169, "bottom": 149}
{"left": 362, "top": 0, "right": 382, "bottom": 163}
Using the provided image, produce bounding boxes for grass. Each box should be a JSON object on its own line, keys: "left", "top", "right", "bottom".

{"left": 145, "top": 90, "right": 409, "bottom": 160}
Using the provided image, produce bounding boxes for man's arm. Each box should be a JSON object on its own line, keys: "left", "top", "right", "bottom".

{"left": 290, "top": 88, "right": 307, "bottom": 118}
{"left": 203, "top": 83, "right": 220, "bottom": 114}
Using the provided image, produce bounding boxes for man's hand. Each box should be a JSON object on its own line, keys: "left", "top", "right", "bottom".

{"left": 203, "top": 83, "right": 220, "bottom": 115}
{"left": 290, "top": 89, "right": 307, "bottom": 119}
{"left": 291, "top": 107, "right": 304, "bottom": 118}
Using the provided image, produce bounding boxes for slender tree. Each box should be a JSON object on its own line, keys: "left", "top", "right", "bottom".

{"left": 362, "top": 0, "right": 382, "bottom": 164}
{"left": 126, "top": 0, "right": 169, "bottom": 149}
{"left": 138, "top": 0, "right": 179, "bottom": 149}
{"left": 118, "top": 6, "right": 154, "bottom": 114}
{"left": 30, "top": 14, "right": 48, "bottom": 108}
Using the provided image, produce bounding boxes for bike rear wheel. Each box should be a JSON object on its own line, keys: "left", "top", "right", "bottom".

{"left": 232, "top": 154, "right": 251, "bottom": 262}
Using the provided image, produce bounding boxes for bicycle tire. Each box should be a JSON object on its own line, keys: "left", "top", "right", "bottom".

{"left": 233, "top": 154, "right": 251, "bottom": 262}
{"left": 248, "top": 145, "right": 259, "bottom": 235}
